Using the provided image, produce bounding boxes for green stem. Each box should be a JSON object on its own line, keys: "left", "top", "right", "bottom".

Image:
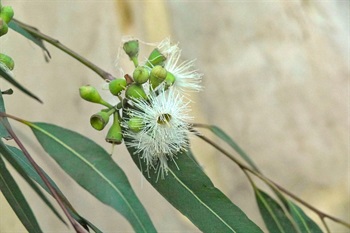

{"left": 191, "top": 127, "right": 350, "bottom": 229}
{"left": 320, "top": 217, "right": 331, "bottom": 233}
{"left": 0, "top": 113, "right": 87, "bottom": 233}
{"left": 12, "top": 18, "right": 114, "bottom": 81}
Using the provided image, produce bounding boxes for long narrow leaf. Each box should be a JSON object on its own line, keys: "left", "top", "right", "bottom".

{"left": 126, "top": 138, "right": 263, "bottom": 233}
{"left": 0, "top": 156, "right": 43, "bottom": 233}
{"left": 4, "top": 144, "right": 103, "bottom": 233}
{"left": 0, "top": 141, "right": 66, "bottom": 225}
{"left": 208, "top": 125, "right": 260, "bottom": 171}
{"left": 9, "top": 19, "right": 50, "bottom": 60}
{"left": 287, "top": 201, "right": 323, "bottom": 233}
{"left": 0, "top": 65, "right": 42, "bottom": 103}
{"left": 0, "top": 93, "right": 12, "bottom": 139}
{"left": 29, "top": 122, "right": 156, "bottom": 233}
{"left": 255, "top": 188, "right": 297, "bottom": 233}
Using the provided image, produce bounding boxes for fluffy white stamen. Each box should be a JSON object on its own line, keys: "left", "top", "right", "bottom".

{"left": 124, "top": 88, "right": 192, "bottom": 179}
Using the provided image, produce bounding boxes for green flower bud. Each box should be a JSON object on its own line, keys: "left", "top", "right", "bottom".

{"left": 149, "top": 65, "right": 167, "bottom": 89}
{"left": 79, "top": 85, "right": 112, "bottom": 107}
{"left": 0, "top": 19, "right": 8, "bottom": 37}
{"left": 146, "top": 49, "right": 166, "bottom": 68}
{"left": 106, "top": 112, "right": 123, "bottom": 144}
{"left": 123, "top": 40, "right": 139, "bottom": 67}
{"left": 79, "top": 85, "right": 102, "bottom": 103}
{"left": 125, "top": 84, "right": 148, "bottom": 100}
{"left": 128, "top": 117, "right": 143, "bottom": 133}
{"left": 133, "top": 66, "right": 150, "bottom": 84}
{"left": 90, "top": 111, "right": 111, "bottom": 131}
{"left": 109, "top": 78, "right": 127, "bottom": 96}
{"left": 0, "top": 6, "right": 14, "bottom": 23}
{"left": 165, "top": 71, "right": 176, "bottom": 88}
{"left": 0, "top": 53, "right": 14, "bottom": 70}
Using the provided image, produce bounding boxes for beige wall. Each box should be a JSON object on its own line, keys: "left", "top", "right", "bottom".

{"left": 0, "top": 0, "right": 348, "bottom": 232}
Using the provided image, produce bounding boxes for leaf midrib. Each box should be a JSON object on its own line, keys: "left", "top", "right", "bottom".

{"left": 0, "top": 168, "right": 38, "bottom": 232}
{"left": 289, "top": 203, "right": 311, "bottom": 233}
{"left": 31, "top": 124, "right": 148, "bottom": 233}
{"left": 168, "top": 168, "right": 236, "bottom": 233}
{"left": 256, "top": 190, "right": 285, "bottom": 233}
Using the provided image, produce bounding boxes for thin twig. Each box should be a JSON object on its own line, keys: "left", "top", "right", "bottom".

{"left": 191, "top": 127, "right": 350, "bottom": 229}
{"left": 12, "top": 18, "right": 114, "bottom": 81}
{"left": 0, "top": 115, "right": 87, "bottom": 233}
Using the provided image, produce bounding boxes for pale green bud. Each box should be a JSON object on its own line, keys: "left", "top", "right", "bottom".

{"left": 123, "top": 40, "right": 139, "bottom": 67}
{"left": 128, "top": 117, "right": 143, "bottom": 133}
{"left": 146, "top": 48, "right": 166, "bottom": 67}
{"left": 133, "top": 66, "right": 150, "bottom": 84}
{"left": 125, "top": 84, "right": 148, "bottom": 100}
{"left": 106, "top": 112, "right": 123, "bottom": 144}
{"left": 150, "top": 65, "right": 167, "bottom": 89}
{"left": 0, "top": 19, "right": 8, "bottom": 37}
{"left": 165, "top": 72, "right": 176, "bottom": 88}
{"left": 79, "top": 85, "right": 102, "bottom": 103}
{"left": 0, "top": 6, "right": 14, "bottom": 23}
{"left": 90, "top": 111, "right": 111, "bottom": 131}
{"left": 109, "top": 78, "right": 127, "bottom": 96}
{"left": 79, "top": 85, "right": 112, "bottom": 107}
{"left": 0, "top": 53, "right": 14, "bottom": 70}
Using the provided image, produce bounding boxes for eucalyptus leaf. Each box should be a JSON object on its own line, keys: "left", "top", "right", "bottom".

{"left": 0, "top": 92, "right": 12, "bottom": 139}
{"left": 0, "top": 64, "right": 42, "bottom": 103}
{"left": 255, "top": 188, "right": 298, "bottom": 233}
{"left": 287, "top": 201, "right": 323, "bottom": 233}
{"left": 29, "top": 122, "right": 156, "bottom": 233}
{"left": 208, "top": 125, "right": 260, "bottom": 171}
{"left": 126, "top": 139, "right": 263, "bottom": 233}
{"left": 4, "top": 144, "right": 102, "bottom": 233}
{"left": 0, "top": 155, "right": 43, "bottom": 233}
{"left": 0, "top": 141, "right": 66, "bottom": 225}
{"left": 9, "top": 19, "right": 51, "bottom": 60}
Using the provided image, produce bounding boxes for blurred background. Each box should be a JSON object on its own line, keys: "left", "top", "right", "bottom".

{"left": 0, "top": 0, "right": 348, "bottom": 232}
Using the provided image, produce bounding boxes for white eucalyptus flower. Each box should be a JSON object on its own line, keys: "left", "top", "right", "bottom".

{"left": 157, "top": 38, "right": 203, "bottom": 93}
{"left": 124, "top": 88, "right": 192, "bottom": 180}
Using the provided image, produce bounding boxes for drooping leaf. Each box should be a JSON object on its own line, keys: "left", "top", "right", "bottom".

{"left": 0, "top": 141, "right": 66, "bottom": 225}
{"left": 208, "top": 125, "right": 260, "bottom": 171}
{"left": 126, "top": 138, "right": 263, "bottom": 233}
{"left": 29, "top": 122, "right": 156, "bottom": 233}
{"left": 255, "top": 188, "right": 298, "bottom": 233}
{"left": 0, "top": 64, "right": 42, "bottom": 103}
{"left": 4, "top": 143, "right": 103, "bottom": 233}
{"left": 287, "top": 201, "right": 323, "bottom": 233}
{"left": 9, "top": 19, "right": 50, "bottom": 60}
{"left": 0, "top": 155, "right": 43, "bottom": 233}
{"left": 0, "top": 92, "right": 12, "bottom": 139}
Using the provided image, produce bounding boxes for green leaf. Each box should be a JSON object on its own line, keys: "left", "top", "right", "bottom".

{"left": 29, "top": 122, "right": 156, "bottom": 233}
{"left": 0, "top": 64, "right": 42, "bottom": 103}
{"left": 9, "top": 19, "right": 50, "bottom": 60}
{"left": 3, "top": 144, "right": 103, "bottom": 233}
{"left": 0, "top": 141, "right": 67, "bottom": 225}
{"left": 126, "top": 140, "right": 263, "bottom": 233}
{"left": 0, "top": 155, "right": 43, "bottom": 233}
{"left": 287, "top": 201, "right": 323, "bottom": 233}
{"left": 0, "top": 92, "right": 12, "bottom": 139}
{"left": 209, "top": 125, "right": 260, "bottom": 171}
{"left": 255, "top": 188, "right": 297, "bottom": 233}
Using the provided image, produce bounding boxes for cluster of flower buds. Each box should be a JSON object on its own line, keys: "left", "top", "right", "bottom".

{"left": 0, "top": 4, "right": 14, "bottom": 72}
{"left": 80, "top": 38, "right": 202, "bottom": 179}
{"left": 0, "top": 4, "right": 13, "bottom": 37}
{"left": 79, "top": 84, "right": 123, "bottom": 145}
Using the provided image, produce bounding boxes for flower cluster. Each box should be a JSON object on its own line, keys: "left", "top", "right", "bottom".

{"left": 0, "top": 4, "right": 15, "bottom": 72}
{"left": 79, "top": 38, "right": 202, "bottom": 179}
